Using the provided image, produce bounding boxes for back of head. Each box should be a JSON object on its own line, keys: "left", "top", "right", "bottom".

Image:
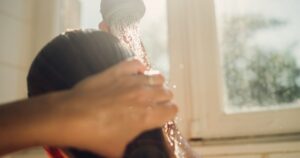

{"left": 28, "top": 30, "right": 133, "bottom": 97}
{"left": 28, "top": 30, "right": 135, "bottom": 158}
{"left": 27, "top": 29, "right": 170, "bottom": 158}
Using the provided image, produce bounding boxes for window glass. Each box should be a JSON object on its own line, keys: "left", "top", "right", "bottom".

{"left": 214, "top": 0, "right": 300, "bottom": 113}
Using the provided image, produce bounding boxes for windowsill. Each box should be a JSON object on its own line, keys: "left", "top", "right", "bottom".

{"left": 191, "top": 134, "right": 300, "bottom": 157}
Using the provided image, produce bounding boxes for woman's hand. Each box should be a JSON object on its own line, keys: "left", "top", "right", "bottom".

{"left": 0, "top": 59, "right": 177, "bottom": 157}
{"left": 57, "top": 59, "right": 178, "bottom": 157}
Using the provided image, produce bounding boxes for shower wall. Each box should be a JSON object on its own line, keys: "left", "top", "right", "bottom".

{"left": 0, "top": 0, "right": 35, "bottom": 104}
{"left": 0, "top": 0, "right": 80, "bottom": 105}
{"left": 0, "top": 0, "right": 80, "bottom": 157}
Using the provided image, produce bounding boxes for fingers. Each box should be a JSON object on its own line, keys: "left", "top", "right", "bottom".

{"left": 116, "top": 58, "right": 147, "bottom": 75}
{"left": 148, "top": 86, "right": 173, "bottom": 103}
{"left": 133, "top": 73, "right": 165, "bottom": 86}
{"left": 128, "top": 74, "right": 172, "bottom": 104}
{"left": 78, "top": 59, "right": 147, "bottom": 89}
{"left": 145, "top": 102, "right": 178, "bottom": 129}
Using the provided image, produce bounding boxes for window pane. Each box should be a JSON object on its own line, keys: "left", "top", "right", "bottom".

{"left": 80, "top": 0, "right": 169, "bottom": 77}
{"left": 214, "top": 0, "right": 300, "bottom": 112}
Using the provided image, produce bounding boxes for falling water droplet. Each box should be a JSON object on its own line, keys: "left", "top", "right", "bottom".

{"left": 170, "top": 130, "right": 174, "bottom": 135}
{"left": 109, "top": 18, "right": 150, "bottom": 67}
{"left": 108, "top": 16, "right": 191, "bottom": 158}
{"left": 165, "top": 81, "right": 170, "bottom": 87}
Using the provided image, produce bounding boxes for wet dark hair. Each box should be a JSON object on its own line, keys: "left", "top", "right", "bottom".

{"left": 27, "top": 30, "right": 133, "bottom": 97}
{"left": 27, "top": 30, "right": 170, "bottom": 158}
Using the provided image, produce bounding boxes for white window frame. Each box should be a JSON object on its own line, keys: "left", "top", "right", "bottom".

{"left": 168, "top": 0, "right": 300, "bottom": 139}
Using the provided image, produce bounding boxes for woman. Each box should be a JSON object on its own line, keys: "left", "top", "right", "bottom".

{"left": 27, "top": 30, "right": 172, "bottom": 158}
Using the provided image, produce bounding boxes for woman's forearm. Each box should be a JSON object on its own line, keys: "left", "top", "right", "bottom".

{"left": 0, "top": 91, "right": 67, "bottom": 155}
{"left": 0, "top": 59, "right": 178, "bottom": 157}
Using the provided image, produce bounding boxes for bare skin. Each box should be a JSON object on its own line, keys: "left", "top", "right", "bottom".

{"left": 99, "top": 20, "right": 199, "bottom": 158}
{"left": 0, "top": 59, "right": 178, "bottom": 157}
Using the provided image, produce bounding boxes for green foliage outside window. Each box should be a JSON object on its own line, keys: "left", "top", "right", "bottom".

{"left": 222, "top": 15, "right": 300, "bottom": 107}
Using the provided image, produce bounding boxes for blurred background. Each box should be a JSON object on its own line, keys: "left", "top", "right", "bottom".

{"left": 0, "top": 0, "right": 300, "bottom": 158}
{"left": 0, "top": 0, "right": 168, "bottom": 105}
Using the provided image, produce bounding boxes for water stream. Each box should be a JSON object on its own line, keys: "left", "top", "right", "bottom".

{"left": 108, "top": 15, "right": 198, "bottom": 158}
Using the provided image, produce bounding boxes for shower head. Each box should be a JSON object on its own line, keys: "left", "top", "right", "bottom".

{"left": 100, "top": 0, "right": 146, "bottom": 25}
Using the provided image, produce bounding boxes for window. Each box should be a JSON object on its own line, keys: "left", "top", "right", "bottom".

{"left": 168, "top": 0, "right": 300, "bottom": 139}
{"left": 215, "top": 0, "right": 300, "bottom": 113}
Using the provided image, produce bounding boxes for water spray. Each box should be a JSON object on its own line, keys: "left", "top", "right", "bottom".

{"left": 101, "top": 0, "right": 150, "bottom": 68}
{"left": 102, "top": 0, "right": 171, "bottom": 158}
{"left": 100, "top": 1, "right": 196, "bottom": 157}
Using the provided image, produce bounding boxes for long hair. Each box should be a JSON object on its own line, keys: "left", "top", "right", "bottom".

{"left": 28, "top": 30, "right": 133, "bottom": 97}
{"left": 27, "top": 30, "right": 169, "bottom": 158}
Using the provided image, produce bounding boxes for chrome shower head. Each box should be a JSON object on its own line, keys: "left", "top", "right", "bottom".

{"left": 100, "top": 0, "right": 146, "bottom": 25}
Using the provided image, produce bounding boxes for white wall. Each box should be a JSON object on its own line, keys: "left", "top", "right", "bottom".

{"left": 0, "top": 0, "right": 80, "bottom": 157}
{"left": 0, "top": 0, "right": 35, "bottom": 104}
{"left": 0, "top": 0, "right": 81, "bottom": 104}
